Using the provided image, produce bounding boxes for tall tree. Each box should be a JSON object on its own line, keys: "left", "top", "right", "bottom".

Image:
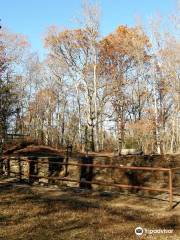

{"left": 99, "top": 26, "right": 150, "bottom": 154}
{"left": 44, "top": 1, "right": 101, "bottom": 152}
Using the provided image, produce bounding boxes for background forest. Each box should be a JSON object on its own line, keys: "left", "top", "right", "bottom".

{"left": 0, "top": 1, "right": 180, "bottom": 155}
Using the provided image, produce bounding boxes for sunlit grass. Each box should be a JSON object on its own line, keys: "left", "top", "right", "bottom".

{"left": 0, "top": 179, "right": 179, "bottom": 240}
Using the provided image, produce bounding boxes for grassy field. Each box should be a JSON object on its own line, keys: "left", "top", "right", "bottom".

{"left": 0, "top": 178, "right": 179, "bottom": 240}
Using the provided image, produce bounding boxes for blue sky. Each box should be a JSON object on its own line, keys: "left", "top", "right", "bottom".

{"left": 0, "top": 0, "right": 177, "bottom": 59}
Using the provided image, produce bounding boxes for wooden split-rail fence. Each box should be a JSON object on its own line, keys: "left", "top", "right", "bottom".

{"left": 1, "top": 155, "right": 180, "bottom": 210}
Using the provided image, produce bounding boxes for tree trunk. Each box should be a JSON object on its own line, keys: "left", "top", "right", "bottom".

{"left": 90, "top": 123, "right": 95, "bottom": 152}
{"left": 153, "top": 80, "right": 161, "bottom": 154}
{"left": 93, "top": 63, "right": 99, "bottom": 152}
{"left": 61, "top": 119, "right": 65, "bottom": 146}
{"left": 100, "top": 111, "right": 104, "bottom": 151}
{"left": 76, "top": 86, "right": 83, "bottom": 151}
{"left": 84, "top": 125, "right": 88, "bottom": 155}
{"left": 117, "top": 113, "right": 124, "bottom": 156}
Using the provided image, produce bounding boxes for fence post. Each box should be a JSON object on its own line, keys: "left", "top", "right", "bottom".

{"left": 0, "top": 138, "right": 4, "bottom": 175}
{"left": 18, "top": 157, "right": 22, "bottom": 181}
{"left": 169, "top": 169, "right": 173, "bottom": 210}
{"left": 79, "top": 156, "right": 93, "bottom": 189}
{"left": 6, "top": 157, "right": 10, "bottom": 177}
{"left": 27, "top": 158, "right": 31, "bottom": 184}
{"left": 65, "top": 145, "right": 72, "bottom": 177}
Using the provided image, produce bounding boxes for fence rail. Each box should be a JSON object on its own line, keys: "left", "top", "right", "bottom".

{"left": 1, "top": 156, "right": 179, "bottom": 209}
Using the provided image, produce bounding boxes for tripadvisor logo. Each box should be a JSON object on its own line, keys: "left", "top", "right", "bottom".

{"left": 135, "top": 227, "right": 144, "bottom": 236}
{"left": 135, "top": 226, "right": 173, "bottom": 236}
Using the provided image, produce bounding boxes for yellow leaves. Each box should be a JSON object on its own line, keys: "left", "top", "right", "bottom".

{"left": 0, "top": 30, "right": 29, "bottom": 49}
{"left": 44, "top": 26, "right": 90, "bottom": 51}
{"left": 128, "top": 119, "right": 154, "bottom": 134}
{"left": 99, "top": 24, "right": 151, "bottom": 77}
{"left": 116, "top": 25, "right": 128, "bottom": 35}
{"left": 36, "top": 88, "right": 56, "bottom": 104}
{"left": 115, "top": 25, "right": 150, "bottom": 54}
{"left": 44, "top": 25, "right": 60, "bottom": 48}
{"left": 0, "top": 29, "right": 29, "bottom": 66}
{"left": 29, "top": 88, "right": 58, "bottom": 117}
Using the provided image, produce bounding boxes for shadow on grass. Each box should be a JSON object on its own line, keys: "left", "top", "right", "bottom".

{"left": 0, "top": 177, "right": 179, "bottom": 234}
{"left": 0, "top": 214, "right": 13, "bottom": 223}
{"left": 106, "top": 206, "right": 179, "bottom": 229}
